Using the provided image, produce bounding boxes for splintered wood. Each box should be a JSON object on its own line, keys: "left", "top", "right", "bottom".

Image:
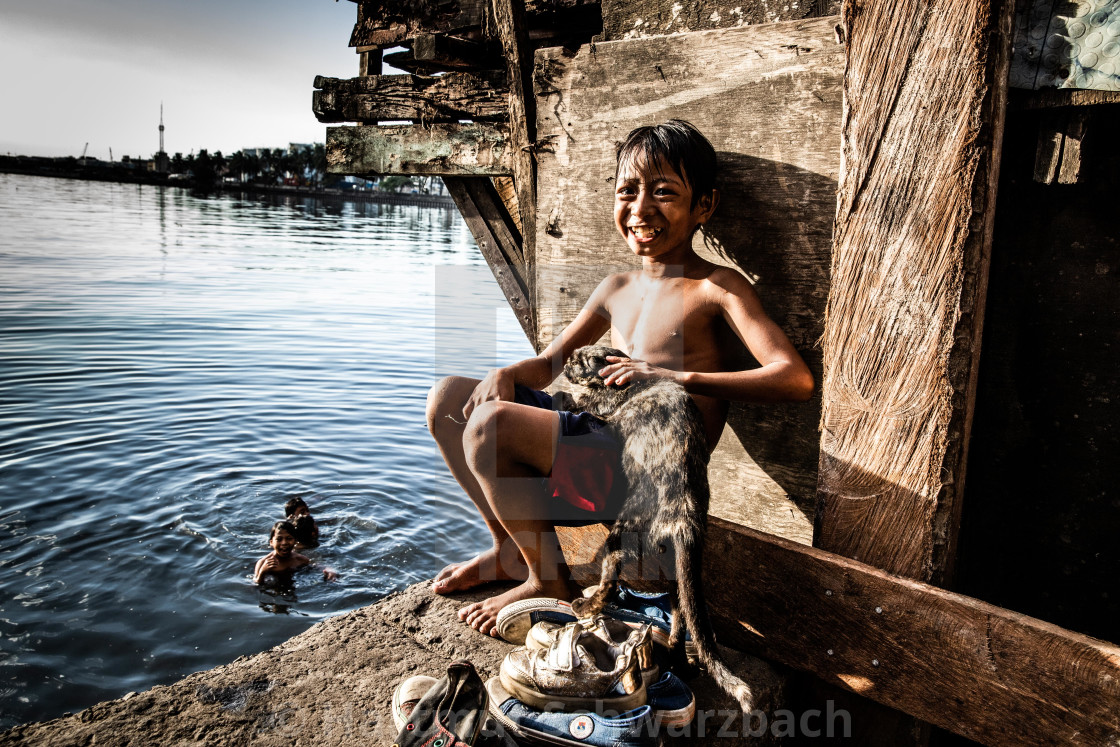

{"left": 533, "top": 18, "right": 844, "bottom": 541}
{"left": 818, "top": 0, "right": 1012, "bottom": 581}
{"left": 702, "top": 518, "right": 1120, "bottom": 747}
{"left": 313, "top": 72, "right": 509, "bottom": 124}
{"left": 326, "top": 124, "right": 513, "bottom": 175}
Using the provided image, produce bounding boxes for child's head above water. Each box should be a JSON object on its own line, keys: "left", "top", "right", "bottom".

{"left": 269, "top": 520, "right": 298, "bottom": 554}
{"left": 284, "top": 497, "right": 310, "bottom": 519}
{"left": 615, "top": 119, "right": 718, "bottom": 209}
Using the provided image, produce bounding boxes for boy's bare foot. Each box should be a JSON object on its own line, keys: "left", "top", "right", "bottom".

{"left": 458, "top": 578, "right": 578, "bottom": 637}
{"left": 431, "top": 548, "right": 527, "bottom": 594}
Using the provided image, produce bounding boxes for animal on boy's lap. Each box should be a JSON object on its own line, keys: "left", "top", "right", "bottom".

{"left": 560, "top": 345, "right": 754, "bottom": 714}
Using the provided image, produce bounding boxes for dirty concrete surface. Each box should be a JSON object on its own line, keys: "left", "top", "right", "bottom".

{"left": 1, "top": 582, "right": 785, "bottom": 745}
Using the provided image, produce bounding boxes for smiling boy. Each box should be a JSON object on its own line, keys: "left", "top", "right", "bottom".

{"left": 426, "top": 120, "right": 813, "bottom": 635}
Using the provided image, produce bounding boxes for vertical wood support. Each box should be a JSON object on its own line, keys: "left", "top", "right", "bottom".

{"left": 358, "top": 46, "right": 383, "bottom": 78}
{"left": 815, "top": 0, "right": 1014, "bottom": 741}
{"left": 490, "top": 0, "right": 538, "bottom": 344}
{"left": 443, "top": 176, "right": 536, "bottom": 341}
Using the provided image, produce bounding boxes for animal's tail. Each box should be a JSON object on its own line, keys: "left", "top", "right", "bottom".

{"left": 673, "top": 528, "right": 755, "bottom": 715}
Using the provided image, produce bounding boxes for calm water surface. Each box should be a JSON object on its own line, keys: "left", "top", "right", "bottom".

{"left": 0, "top": 173, "right": 532, "bottom": 729}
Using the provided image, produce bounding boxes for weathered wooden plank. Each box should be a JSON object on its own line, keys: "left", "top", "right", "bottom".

{"left": 416, "top": 33, "right": 503, "bottom": 70}
{"left": 819, "top": 0, "right": 1013, "bottom": 583}
{"left": 349, "top": 0, "right": 601, "bottom": 47}
{"left": 313, "top": 72, "right": 509, "bottom": 124}
{"left": 444, "top": 176, "right": 537, "bottom": 342}
{"left": 359, "top": 46, "right": 383, "bottom": 78}
{"left": 600, "top": 0, "right": 841, "bottom": 40}
{"left": 493, "top": 0, "right": 539, "bottom": 338}
{"left": 819, "top": 2, "right": 1013, "bottom": 740}
{"left": 533, "top": 19, "right": 843, "bottom": 542}
{"left": 554, "top": 519, "right": 1120, "bottom": 746}
{"left": 1010, "top": 87, "right": 1120, "bottom": 109}
{"left": 350, "top": 0, "right": 488, "bottom": 47}
{"left": 326, "top": 124, "right": 513, "bottom": 176}
{"left": 492, "top": 176, "right": 522, "bottom": 235}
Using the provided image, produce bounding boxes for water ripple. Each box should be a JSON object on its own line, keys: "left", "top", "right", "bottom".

{"left": 0, "top": 174, "right": 532, "bottom": 729}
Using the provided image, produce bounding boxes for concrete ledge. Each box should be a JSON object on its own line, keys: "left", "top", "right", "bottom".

{"left": 1, "top": 583, "right": 787, "bottom": 745}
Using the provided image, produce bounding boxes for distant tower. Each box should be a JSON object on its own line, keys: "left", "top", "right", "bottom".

{"left": 155, "top": 103, "right": 169, "bottom": 173}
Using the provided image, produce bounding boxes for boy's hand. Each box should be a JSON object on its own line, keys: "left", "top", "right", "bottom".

{"left": 259, "top": 554, "right": 281, "bottom": 571}
{"left": 599, "top": 356, "right": 682, "bottom": 387}
{"left": 322, "top": 568, "right": 338, "bottom": 581}
{"left": 463, "top": 368, "right": 515, "bottom": 420}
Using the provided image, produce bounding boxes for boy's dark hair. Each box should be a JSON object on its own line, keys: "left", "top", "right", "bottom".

{"left": 291, "top": 514, "right": 319, "bottom": 548}
{"left": 615, "top": 119, "right": 718, "bottom": 208}
{"left": 284, "top": 497, "right": 309, "bottom": 517}
{"left": 270, "top": 520, "right": 297, "bottom": 541}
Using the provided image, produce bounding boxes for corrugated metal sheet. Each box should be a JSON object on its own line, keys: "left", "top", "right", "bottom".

{"left": 1011, "top": 0, "right": 1120, "bottom": 90}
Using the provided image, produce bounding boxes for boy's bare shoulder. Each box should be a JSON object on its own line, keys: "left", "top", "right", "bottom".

{"left": 694, "top": 262, "right": 759, "bottom": 300}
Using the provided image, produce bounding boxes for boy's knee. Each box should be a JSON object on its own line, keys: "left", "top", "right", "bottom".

{"left": 426, "top": 375, "right": 468, "bottom": 429}
{"left": 464, "top": 400, "right": 501, "bottom": 443}
{"left": 463, "top": 400, "right": 505, "bottom": 465}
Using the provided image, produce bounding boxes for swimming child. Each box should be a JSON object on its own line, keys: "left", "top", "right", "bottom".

{"left": 284, "top": 497, "right": 320, "bottom": 549}
{"left": 253, "top": 520, "right": 335, "bottom": 587}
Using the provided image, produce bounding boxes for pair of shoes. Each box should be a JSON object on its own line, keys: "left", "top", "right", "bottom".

{"left": 486, "top": 677, "right": 656, "bottom": 747}
{"left": 391, "top": 674, "right": 439, "bottom": 732}
{"left": 525, "top": 614, "right": 659, "bottom": 686}
{"left": 499, "top": 618, "right": 648, "bottom": 712}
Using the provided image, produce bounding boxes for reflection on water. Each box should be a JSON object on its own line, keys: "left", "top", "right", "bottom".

{"left": 0, "top": 174, "right": 533, "bottom": 729}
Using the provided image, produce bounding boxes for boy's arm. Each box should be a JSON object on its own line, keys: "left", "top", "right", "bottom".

{"left": 253, "top": 554, "right": 271, "bottom": 584}
{"left": 689, "top": 270, "right": 813, "bottom": 402}
{"left": 461, "top": 277, "right": 615, "bottom": 419}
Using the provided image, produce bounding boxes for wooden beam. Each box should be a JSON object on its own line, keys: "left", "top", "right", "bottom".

{"left": 444, "top": 176, "right": 536, "bottom": 341}
{"left": 818, "top": 0, "right": 1013, "bottom": 583}
{"left": 350, "top": 0, "right": 488, "bottom": 47}
{"left": 358, "top": 46, "right": 382, "bottom": 78}
{"left": 326, "top": 124, "right": 513, "bottom": 176}
{"left": 490, "top": 0, "right": 538, "bottom": 338}
{"left": 554, "top": 520, "right": 1120, "bottom": 746}
{"left": 415, "top": 33, "right": 504, "bottom": 71}
{"left": 349, "top": 0, "right": 601, "bottom": 48}
{"left": 1010, "top": 88, "right": 1120, "bottom": 110}
{"left": 313, "top": 73, "right": 509, "bottom": 124}
{"left": 600, "top": 0, "right": 841, "bottom": 40}
{"left": 817, "top": 1, "right": 1014, "bottom": 740}
{"left": 1033, "top": 109, "right": 1088, "bottom": 185}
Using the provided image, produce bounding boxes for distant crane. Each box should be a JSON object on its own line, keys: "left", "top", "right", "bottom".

{"left": 109, "top": 147, "right": 113, "bottom": 162}
{"left": 80, "top": 142, "right": 88, "bottom": 161}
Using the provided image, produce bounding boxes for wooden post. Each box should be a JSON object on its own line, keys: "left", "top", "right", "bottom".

{"left": 489, "top": 0, "right": 537, "bottom": 339}
{"left": 358, "top": 46, "right": 383, "bottom": 78}
{"left": 815, "top": 0, "right": 1014, "bottom": 741}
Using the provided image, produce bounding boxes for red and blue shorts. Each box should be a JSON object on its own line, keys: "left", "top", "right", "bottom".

{"left": 513, "top": 384, "right": 625, "bottom": 526}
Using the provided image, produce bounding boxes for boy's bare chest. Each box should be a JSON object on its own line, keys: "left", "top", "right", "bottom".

{"left": 608, "top": 281, "right": 718, "bottom": 366}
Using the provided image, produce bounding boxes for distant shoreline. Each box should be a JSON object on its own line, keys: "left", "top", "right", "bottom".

{"left": 0, "top": 158, "right": 457, "bottom": 209}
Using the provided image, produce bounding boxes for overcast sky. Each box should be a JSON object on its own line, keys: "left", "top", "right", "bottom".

{"left": 0, "top": 0, "right": 363, "bottom": 159}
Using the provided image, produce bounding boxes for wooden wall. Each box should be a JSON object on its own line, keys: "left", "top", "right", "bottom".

{"left": 533, "top": 18, "right": 844, "bottom": 542}
{"left": 600, "top": 0, "right": 841, "bottom": 40}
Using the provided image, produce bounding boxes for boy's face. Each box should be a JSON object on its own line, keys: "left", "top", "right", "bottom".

{"left": 614, "top": 154, "right": 715, "bottom": 260}
{"left": 270, "top": 529, "right": 296, "bottom": 556}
